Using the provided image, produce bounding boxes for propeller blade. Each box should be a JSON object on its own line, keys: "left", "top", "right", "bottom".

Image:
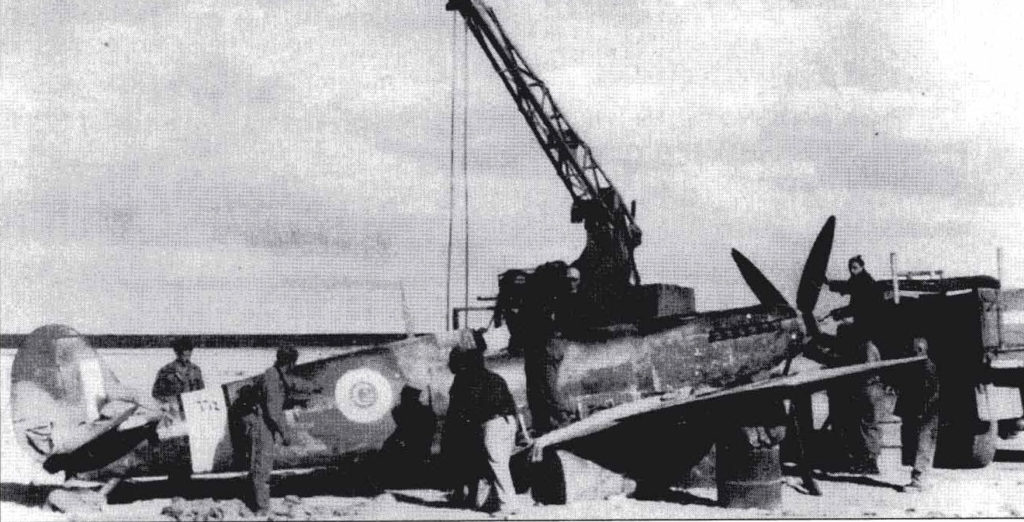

{"left": 796, "top": 216, "right": 836, "bottom": 314}
{"left": 731, "top": 249, "right": 790, "bottom": 310}
{"left": 802, "top": 311, "right": 821, "bottom": 339}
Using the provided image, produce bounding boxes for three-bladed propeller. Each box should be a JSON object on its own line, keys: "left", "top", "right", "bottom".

{"left": 730, "top": 216, "right": 837, "bottom": 495}
{"left": 731, "top": 216, "right": 837, "bottom": 342}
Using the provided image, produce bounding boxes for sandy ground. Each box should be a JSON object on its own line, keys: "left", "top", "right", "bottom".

{"left": 2, "top": 347, "right": 1023, "bottom": 520}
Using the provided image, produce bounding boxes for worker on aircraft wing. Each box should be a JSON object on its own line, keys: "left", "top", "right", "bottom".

{"left": 554, "top": 265, "right": 585, "bottom": 339}
{"left": 522, "top": 261, "right": 571, "bottom": 435}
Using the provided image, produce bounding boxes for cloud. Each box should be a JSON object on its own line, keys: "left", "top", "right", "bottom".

{"left": 2, "top": 1, "right": 1022, "bottom": 332}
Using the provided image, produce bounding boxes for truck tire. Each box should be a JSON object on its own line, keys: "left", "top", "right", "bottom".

{"left": 935, "top": 419, "right": 996, "bottom": 469}
{"left": 968, "top": 420, "right": 998, "bottom": 467}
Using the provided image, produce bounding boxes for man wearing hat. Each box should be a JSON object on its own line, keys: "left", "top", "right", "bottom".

{"left": 233, "top": 345, "right": 321, "bottom": 515}
{"left": 151, "top": 337, "right": 205, "bottom": 403}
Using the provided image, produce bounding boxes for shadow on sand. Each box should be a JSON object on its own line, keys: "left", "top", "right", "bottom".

{"left": 636, "top": 488, "right": 718, "bottom": 507}
{"left": 0, "top": 483, "right": 62, "bottom": 508}
{"left": 810, "top": 471, "right": 904, "bottom": 492}
{"left": 112, "top": 469, "right": 383, "bottom": 505}
{"left": 996, "top": 449, "right": 1024, "bottom": 462}
{"left": 1, "top": 467, "right": 389, "bottom": 509}
{"left": 389, "top": 491, "right": 454, "bottom": 509}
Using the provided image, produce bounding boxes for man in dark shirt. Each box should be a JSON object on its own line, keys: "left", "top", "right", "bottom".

{"left": 828, "top": 255, "right": 885, "bottom": 343}
{"left": 232, "top": 345, "right": 321, "bottom": 514}
{"left": 523, "top": 261, "right": 572, "bottom": 435}
{"left": 554, "top": 266, "right": 585, "bottom": 338}
{"left": 150, "top": 337, "right": 205, "bottom": 490}
{"left": 444, "top": 337, "right": 524, "bottom": 513}
{"left": 822, "top": 256, "right": 887, "bottom": 474}
{"left": 151, "top": 337, "right": 205, "bottom": 403}
{"left": 380, "top": 386, "right": 436, "bottom": 485}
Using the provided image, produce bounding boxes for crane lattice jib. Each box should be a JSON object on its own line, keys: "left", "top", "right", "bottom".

{"left": 447, "top": 0, "right": 641, "bottom": 248}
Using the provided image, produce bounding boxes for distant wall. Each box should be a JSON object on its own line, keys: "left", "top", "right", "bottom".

{"left": 0, "top": 333, "right": 417, "bottom": 350}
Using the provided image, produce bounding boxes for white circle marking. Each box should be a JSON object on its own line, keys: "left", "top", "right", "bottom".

{"left": 334, "top": 368, "right": 393, "bottom": 423}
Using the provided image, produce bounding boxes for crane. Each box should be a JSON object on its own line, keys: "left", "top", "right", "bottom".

{"left": 447, "top": 0, "right": 667, "bottom": 327}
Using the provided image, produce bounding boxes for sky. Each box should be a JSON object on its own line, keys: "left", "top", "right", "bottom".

{"left": 2, "top": 0, "right": 1022, "bottom": 334}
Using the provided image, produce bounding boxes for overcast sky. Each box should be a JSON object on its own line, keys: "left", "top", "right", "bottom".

{"left": 2, "top": 0, "right": 1022, "bottom": 334}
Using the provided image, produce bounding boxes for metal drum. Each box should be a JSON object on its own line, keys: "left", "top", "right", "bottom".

{"left": 715, "top": 437, "right": 783, "bottom": 509}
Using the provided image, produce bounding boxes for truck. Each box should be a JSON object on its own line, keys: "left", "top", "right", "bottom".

{"left": 829, "top": 272, "right": 1024, "bottom": 467}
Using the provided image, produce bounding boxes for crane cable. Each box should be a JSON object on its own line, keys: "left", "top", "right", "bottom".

{"left": 462, "top": 21, "right": 470, "bottom": 317}
{"left": 446, "top": 15, "right": 474, "bottom": 330}
{"left": 445, "top": 13, "right": 457, "bottom": 330}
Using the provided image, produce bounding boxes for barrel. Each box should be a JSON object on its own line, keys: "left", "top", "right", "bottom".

{"left": 715, "top": 434, "right": 782, "bottom": 509}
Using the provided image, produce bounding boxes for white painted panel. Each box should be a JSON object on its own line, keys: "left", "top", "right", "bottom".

{"left": 180, "top": 387, "right": 230, "bottom": 474}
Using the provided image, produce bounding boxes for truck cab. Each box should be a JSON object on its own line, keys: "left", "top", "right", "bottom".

{"left": 863, "top": 273, "right": 1023, "bottom": 467}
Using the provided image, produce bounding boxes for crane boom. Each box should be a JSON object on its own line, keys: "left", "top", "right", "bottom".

{"left": 446, "top": 0, "right": 642, "bottom": 285}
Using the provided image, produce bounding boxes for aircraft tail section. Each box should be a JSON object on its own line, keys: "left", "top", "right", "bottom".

{"left": 9, "top": 324, "right": 157, "bottom": 473}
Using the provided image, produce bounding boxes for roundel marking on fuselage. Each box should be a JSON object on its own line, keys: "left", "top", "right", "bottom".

{"left": 334, "top": 367, "right": 393, "bottom": 423}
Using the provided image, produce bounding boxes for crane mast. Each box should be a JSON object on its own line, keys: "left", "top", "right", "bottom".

{"left": 446, "top": 0, "right": 642, "bottom": 290}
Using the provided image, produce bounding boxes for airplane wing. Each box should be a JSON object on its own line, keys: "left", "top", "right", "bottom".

{"left": 530, "top": 355, "right": 925, "bottom": 454}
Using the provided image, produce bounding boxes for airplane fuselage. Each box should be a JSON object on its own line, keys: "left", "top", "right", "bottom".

{"left": 60, "top": 304, "right": 801, "bottom": 481}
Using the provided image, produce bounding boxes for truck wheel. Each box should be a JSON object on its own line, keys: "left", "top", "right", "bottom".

{"left": 968, "top": 420, "right": 998, "bottom": 467}
{"left": 935, "top": 419, "right": 996, "bottom": 469}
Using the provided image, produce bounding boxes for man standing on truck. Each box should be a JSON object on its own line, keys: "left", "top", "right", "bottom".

{"left": 823, "top": 255, "right": 887, "bottom": 474}
{"left": 895, "top": 338, "right": 940, "bottom": 492}
{"left": 828, "top": 255, "right": 886, "bottom": 343}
